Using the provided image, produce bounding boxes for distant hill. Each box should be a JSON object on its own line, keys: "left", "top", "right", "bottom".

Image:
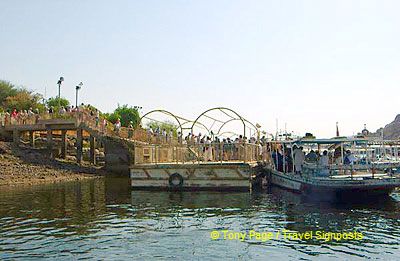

{"left": 374, "top": 114, "right": 400, "bottom": 140}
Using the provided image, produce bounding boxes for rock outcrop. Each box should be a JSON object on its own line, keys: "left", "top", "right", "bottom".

{"left": 375, "top": 114, "right": 400, "bottom": 140}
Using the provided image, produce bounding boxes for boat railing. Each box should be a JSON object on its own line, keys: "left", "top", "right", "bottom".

{"left": 302, "top": 162, "right": 400, "bottom": 179}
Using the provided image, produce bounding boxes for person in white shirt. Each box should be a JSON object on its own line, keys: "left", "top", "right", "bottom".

{"left": 168, "top": 130, "right": 173, "bottom": 143}
{"left": 319, "top": 150, "right": 330, "bottom": 177}
{"left": 293, "top": 145, "right": 305, "bottom": 174}
{"left": 114, "top": 119, "right": 121, "bottom": 135}
{"left": 319, "top": 150, "right": 329, "bottom": 166}
{"left": 204, "top": 136, "right": 213, "bottom": 161}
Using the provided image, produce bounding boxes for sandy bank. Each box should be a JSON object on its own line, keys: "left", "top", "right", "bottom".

{"left": 0, "top": 142, "right": 103, "bottom": 186}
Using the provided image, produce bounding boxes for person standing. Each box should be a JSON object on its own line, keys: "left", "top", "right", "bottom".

{"left": 196, "top": 133, "right": 201, "bottom": 144}
{"left": 11, "top": 109, "right": 18, "bottom": 124}
{"left": 205, "top": 136, "right": 213, "bottom": 161}
{"left": 319, "top": 150, "right": 329, "bottom": 167}
{"left": 306, "top": 150, "right": 318, "bottom": 162}
{"left": 293, "top": 145, "right": 305, "bottom": 175}
{"left": 128, "top": 121, "right": 134, "bottom": 139}
{"left": 319, "top": 150, "right": 330, "bottom": 177}
{"left": 95, "top": 110, "right": 100, "bottom": 127}
{"left": 114, "top": 118, "right": 121, "bottom": 135}
{"left": 4, "top": 110, "right": 10, "bottom": 125}
{"left": 168, "top": 130, "right": 173, "bottom": 144}
{"left": 258, "top": 142, "right": 263, "bottom": 161}
{"left": 344, "top": 150, "right": 356, "bottom": 165}
{"left": 101, "top": 118, "right": 106, "bottom": 134}
{"left": 214, "top": 137, "right": 220, "bottom": 161}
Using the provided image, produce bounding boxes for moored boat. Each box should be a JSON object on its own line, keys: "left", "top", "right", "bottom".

{"left": 265, "top": 138, "right": 400, "bottom": 200}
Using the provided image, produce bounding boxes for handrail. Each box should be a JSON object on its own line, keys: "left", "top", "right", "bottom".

{"left": 133, "top": 142, "right": 261, "bottom": 165}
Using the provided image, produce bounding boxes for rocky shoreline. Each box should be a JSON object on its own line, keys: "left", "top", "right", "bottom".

{"left": 0, "top": 142, "right": 104, "bottom": 186}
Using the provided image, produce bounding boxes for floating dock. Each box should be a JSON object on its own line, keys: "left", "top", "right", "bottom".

{"left": 130, "top": 162, "right": 257, "bottom": 191}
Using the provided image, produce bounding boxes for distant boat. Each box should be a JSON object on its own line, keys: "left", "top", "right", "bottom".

{"left": 265, "top": 138, "right": 400, "bottom": 200}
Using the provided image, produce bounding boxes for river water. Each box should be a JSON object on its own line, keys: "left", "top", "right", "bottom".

{"left": 1, "top": 177, "right": 399, "bottom": 260}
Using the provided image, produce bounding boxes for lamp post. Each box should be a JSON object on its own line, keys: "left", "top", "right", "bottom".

{"left": 75, "top": 82, "right": 83, "bottom": 108}
{"left": 57, "top": 77, "right": 64, "bottom": 107}
{"left": 133, "top": 106, "right": 143, "bottom": 112}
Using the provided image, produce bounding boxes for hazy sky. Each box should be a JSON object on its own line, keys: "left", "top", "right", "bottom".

{"left": 1, "top": 0, "right": 399, "bottom": 137}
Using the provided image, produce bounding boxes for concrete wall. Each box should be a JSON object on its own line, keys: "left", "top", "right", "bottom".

{"left": 103, "top": 137, "right": 135, "bottom": 175}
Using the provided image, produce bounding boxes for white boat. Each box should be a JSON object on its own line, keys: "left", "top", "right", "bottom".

{"left": 265, "top": 138, "right": 400, "bottom": 199}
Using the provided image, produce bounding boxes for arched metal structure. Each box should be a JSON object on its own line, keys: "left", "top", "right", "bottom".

{"left": 190, "top": 107, "right": 248, "bottom": 138}
{"left": 140, "top": 107, "right": 262, "bottom": 143}
{"left": 181, "top": 120, "right": 210, "bottom": 134}
{"left": 140, "top": 109, "right": 183, "bottom": 134}
{"left": 141, "top": 109, "right": 212, "bottom": 134}
{"left": 218, "top": 131, "right": 240, "bottom": 139}
{"left": 216, "top": 118, "right": 260, "bottom": 138}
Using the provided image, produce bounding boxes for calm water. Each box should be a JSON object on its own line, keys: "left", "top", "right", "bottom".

{"left": 1, "top": 178, "right": 400, "bottom": 260}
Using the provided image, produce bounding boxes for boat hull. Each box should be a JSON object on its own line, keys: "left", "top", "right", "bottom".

{"left": 268, "top": 169, "right": 400, "bottom": 200}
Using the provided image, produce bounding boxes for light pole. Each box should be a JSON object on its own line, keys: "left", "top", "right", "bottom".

{"left": 57, "top": 77, "right": 64, "bottom": 106}
{"left": 133, "top": 106, "right": 143, "bottom": 112}
{"left": 75, "top": 82, "right": 83, "bottom": 108}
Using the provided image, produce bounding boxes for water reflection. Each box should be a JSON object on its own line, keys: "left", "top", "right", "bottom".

{"left": 0, "top": 178, "right": 399, "bottom": 259}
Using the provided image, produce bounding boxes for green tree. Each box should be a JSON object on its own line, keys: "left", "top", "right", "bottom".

{"left": 46, "top": 97, "right": 70, "bottom": 108}
{"left": 0, "top": 80, "right": 18, "bottom": 105}
{"left": 107, "top": 104, "right": 140, "bottom": 127}
{"left": 3, "top": 89, "right": 44, "bottom": 112}
{"left": 147, "top": 120, "right": 178, "bottom": 137}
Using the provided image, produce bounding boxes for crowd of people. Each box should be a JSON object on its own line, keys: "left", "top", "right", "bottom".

{"left": 0, "top": 104, "right": 102, "bottom": 128}
{"left": 124, "top": 126, "right": 269, "bottom": 162}
{"left": 181, "top": 133, "right": 263, "bottom": 161}
{"left": 0, "top": 108, "right": 43, "bottom": 126}
{"left": 271, "top": 144, "right": 357, "bottom": 176}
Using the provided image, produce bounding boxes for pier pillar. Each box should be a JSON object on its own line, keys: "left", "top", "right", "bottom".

{"left": 61, "top": 130, "right": 67, "bottom": 159}
{"left": 47, "top": 128, "right": 53, "bottom": 158}
{"left": 29, "top": 131, "right": 35, "bottom": 147}
{"left": 89, "top": 135, "right": 96, "bottom": 165}
{"left": 12, "top": 130, "right": 20, "bottom": 145}
{"left": 76, "top": 128, "right": 83, "bottom": 164}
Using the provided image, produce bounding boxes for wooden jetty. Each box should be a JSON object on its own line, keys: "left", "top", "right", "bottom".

{"left": 0, "top": 112, "right": 135, "bottom": 173}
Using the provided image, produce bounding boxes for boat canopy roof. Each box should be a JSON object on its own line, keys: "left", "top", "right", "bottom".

{"left": 270, "top": 138, "right": 369, "bottom": 145}
{"left": 297, "top": 138, "right": 369, "bottom": 145}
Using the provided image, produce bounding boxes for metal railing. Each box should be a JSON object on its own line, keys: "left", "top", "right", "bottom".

{"left": 133, "top": 142, "right": 262, "bottom": 164}
{"left": 276, "top": 162, "right": 400, "bottom": 179}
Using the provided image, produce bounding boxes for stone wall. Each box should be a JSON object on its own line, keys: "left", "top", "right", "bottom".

{"left": 0, "top": 127, "right": 12, "bottom": 141}
{"left": 103, "top": 136, "right": 135, "bottom": 175}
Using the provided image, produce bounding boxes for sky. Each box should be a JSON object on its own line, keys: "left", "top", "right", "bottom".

{"left": 1, "top": 0, "right": 399, "bottom": 138}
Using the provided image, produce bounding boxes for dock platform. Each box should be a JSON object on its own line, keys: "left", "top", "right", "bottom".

{"left": 130, "top": 161, "right": 257, "bottom": 191}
